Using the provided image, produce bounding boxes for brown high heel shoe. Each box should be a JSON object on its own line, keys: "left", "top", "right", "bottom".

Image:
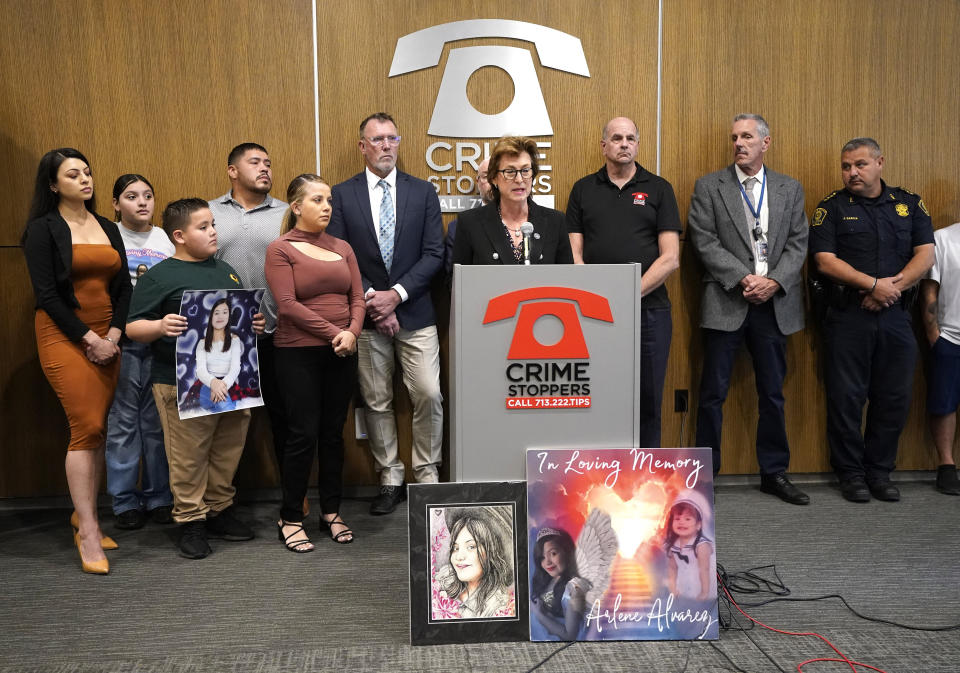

{"left": 74, "top": 532, "right": 109, "bottom": 575}
{"left": 70, "top": 511, "right": 119, "bottom": 551}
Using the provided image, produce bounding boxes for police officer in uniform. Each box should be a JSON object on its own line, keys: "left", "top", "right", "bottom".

{"left": 810, "top": 137, "right": 934, "bottom": 503}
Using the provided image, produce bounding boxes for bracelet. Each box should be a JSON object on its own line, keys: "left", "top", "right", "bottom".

{"left": 104, "top": 336, "right": 115, "bottom": 344}
{"left": 870, "top": 277, "right": 878, "bottom": 292}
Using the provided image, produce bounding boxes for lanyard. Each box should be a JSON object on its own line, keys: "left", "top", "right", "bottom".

{"left": 738, "top": 170, "right": 766, "bottom": 223}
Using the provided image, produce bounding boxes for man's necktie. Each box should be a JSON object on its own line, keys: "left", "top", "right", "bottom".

{"left": 378, "top": 179, "right": 395, "bottom": 272}
{"left": 743, "top": 176, "right": 758, "bottom": 211}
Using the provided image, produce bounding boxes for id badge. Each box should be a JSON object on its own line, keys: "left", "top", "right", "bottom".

{"left": 756, "top": 239, "right": 769, "bottom": 264}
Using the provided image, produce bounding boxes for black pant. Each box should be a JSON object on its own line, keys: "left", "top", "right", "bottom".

{"left": 639, "top": 307, "right": 672, "bottom": 448}
{"left": 257, "top": 333, "right": 289, "bottom": 471}
{"left": 276, "top": 345, "right": 357, "bottom": 522}
{"left": 694, "top": 302, "right": 790, "bottom": 476}
{"left": 823, "top": 305, "right": 916, "bottom": 482}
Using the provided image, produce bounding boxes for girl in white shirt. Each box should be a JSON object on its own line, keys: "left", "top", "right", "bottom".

{"left": 195, "top": 297, "right": 242, "bottom": 412}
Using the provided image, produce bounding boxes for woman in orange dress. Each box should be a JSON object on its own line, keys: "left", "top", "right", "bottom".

{"left": 22, "top": 148, "right": 133, "bottom": 574}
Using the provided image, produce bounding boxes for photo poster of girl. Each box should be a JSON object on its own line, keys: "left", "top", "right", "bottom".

{"left": 175, "top": 288, "right": 265, "bottom": 420}
{"left": 407, "top": 481, "right": 529, "bottom": 646}
{"left": 526, "top": 447, "right": 719, "bottom": 641}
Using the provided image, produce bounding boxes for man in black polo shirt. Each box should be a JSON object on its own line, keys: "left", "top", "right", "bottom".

{"left": 810, "top": 137, "right": 934, "bottom": 503}
{"left": 566, "top": 116, "right": 681, "bottom": 448}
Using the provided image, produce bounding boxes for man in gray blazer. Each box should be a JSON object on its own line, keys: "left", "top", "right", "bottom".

{"left": 688, "top": 114, "right": 809, "bottom": 505}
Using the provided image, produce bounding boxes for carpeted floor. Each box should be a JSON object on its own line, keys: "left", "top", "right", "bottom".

{"left": 1, "top": 477, "right": 958, "bottom": 673}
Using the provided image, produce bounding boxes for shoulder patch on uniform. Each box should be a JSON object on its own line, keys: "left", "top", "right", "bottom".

{"left": 812, "top": 208, "right": 827, "bottom": 227}
{"left": 895, "top": 203, "right": 909, "bottom": 217}
{"left": 919, "top": 199, "right": 930, "bottom": 216}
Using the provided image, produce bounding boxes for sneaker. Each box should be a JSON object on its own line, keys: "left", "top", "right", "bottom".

{"left": 206, "top": 506, "right": 254, "bottom": 541}
{"left": 178, "top": 521, "right": 211, "bottom": 559}
{"left": 115, "top": 509, "right": 146, "bottom": 530}
{"left": 936, "top": 465, "right": 960, "bottom": 495}
{"left": 147, "top": 505, "right": 174, "bottom": 524}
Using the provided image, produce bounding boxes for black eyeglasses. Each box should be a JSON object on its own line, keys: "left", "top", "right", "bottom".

{"left": 497, "top": 167, "right": 533, "bottom": 180}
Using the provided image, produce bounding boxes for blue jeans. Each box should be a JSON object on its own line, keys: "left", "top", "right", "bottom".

{"left": 198, "top": 384, "right": 237, "bottom": 413}
{"left": 106, "top": 340, "right": 172, "bottom": 514}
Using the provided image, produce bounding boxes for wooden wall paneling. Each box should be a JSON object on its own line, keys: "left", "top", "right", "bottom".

{"left": 4, "top": 0, "right": 958, "bottom": 496}
{"left": 318, "top": 0, "right": 661, "bottom": 484}
{"left": 0, "top": 252, "right": 70, "bottom": 497}
{"left": 0, "top": 0, "right": 316, "bottom": 496}
{"left": 661, "top": 0, "right": 960, "bottom": 473}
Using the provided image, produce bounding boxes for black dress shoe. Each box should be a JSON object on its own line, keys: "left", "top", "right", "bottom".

{"left": 370, "top": 484, "right": 406, "bottom": 515}
{"left": 115, "top": 509, "right": 146, "bottom": 530}
{"left": 840, "top": 478, "right": 871, "bottom": 503}
{"left": 867, "top": 480, "right": 900, "bottom": 502}
{"left": 760, "top": 473, "right": 810, "bottom": 505}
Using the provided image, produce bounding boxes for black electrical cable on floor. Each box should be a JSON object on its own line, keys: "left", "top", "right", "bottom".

{"left": 720, "top": 590, "right": 788, "bottom": 673}
{"left": 722, "top": 563, "right": 960, "bottom": 632}
{"left": 521, "top": 641, "right": 576, "bottom": 673}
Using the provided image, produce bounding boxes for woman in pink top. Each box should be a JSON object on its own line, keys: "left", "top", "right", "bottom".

{"left": 265, "top": 174, "right": 365, "bottom": 552}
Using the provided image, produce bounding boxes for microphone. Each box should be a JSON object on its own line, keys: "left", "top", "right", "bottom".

{"left": 520, "top": 222, "right": 534, "bottom": 265}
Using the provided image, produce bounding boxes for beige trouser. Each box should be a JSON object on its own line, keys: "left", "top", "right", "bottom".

{"left": 357, "top": 325, "right": 443, "bottom": 486}
{"left": 152, "top": 384, "right": 251, "bottom": 523}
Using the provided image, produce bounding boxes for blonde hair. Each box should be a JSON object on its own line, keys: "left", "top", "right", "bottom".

{"left": 281, "top": 173, "right": 329, "bottom": 234}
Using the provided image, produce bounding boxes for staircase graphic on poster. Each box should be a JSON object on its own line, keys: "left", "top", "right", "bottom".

{"left": 599, "top": 554, "right": 654, "bottom": 612}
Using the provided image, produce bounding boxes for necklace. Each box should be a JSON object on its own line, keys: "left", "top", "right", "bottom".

{"left": 498, "top": 205, "right": 523, "bottom": 236}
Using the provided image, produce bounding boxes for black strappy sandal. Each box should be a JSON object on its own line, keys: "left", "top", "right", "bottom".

{"left": 277, "top": 520, "right": 315, "bottom": 553}
{"left": 321, "top": 515, "right": 354, "bottom": 544}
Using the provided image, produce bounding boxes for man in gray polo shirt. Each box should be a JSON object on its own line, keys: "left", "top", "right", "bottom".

{"left": 209, "top": 142, "right": 288, "bottom": 472}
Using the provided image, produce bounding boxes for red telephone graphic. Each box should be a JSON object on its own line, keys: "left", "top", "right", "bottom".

{"left": 483, "top": 287, "right": 613, "bottom": 360}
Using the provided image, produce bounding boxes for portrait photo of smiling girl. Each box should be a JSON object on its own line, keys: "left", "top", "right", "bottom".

{"left": 662, "top": 489, "right": 717, "bottom": 602}
{"left": 431, "top": 505, "right": 517, "bottom": 621}
{"left": 408, "top": 482, "right": 529, "bottom": 646}
{"left": 175, "top": 288, "right": 265, "bottom": 419}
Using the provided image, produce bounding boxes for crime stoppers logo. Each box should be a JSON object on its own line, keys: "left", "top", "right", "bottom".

{"left": 389, "top": 19, "right": 590, "bottom": 211}
{"left": 482, "top": 287, "right": 613, "bottom": 410}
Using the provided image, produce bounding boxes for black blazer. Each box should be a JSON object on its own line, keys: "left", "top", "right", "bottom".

{"left": 328, "top": 170, "right": 444, "bottom": 331}
{"left": 451, "top": 200, "right": 574, "bottom": 266}
{"left": 22, "top": 211, "right": 132, "bottom": 342}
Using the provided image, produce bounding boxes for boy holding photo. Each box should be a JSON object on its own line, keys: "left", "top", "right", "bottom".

{"left": 127, "top": 198, "right": 263, "bottom": 559}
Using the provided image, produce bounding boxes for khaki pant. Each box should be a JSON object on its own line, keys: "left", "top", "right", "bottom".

{"left": 152, "top": 384, "right": 251, "bottom": 523}
{"left": 357, "top": 325, "right": 443, "bottom": 486}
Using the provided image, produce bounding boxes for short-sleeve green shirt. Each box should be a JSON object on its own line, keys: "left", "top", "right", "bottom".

{"left": 127, "top": 257, "right": 243, "bottom": 385}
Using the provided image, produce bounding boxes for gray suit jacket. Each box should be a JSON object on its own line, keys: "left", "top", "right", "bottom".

{"left": 688, "top": 165, "right": 808, "bottom": 334}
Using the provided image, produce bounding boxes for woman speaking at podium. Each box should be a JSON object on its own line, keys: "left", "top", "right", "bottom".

{"left": 451, "top": 136, "right": 573, "bottom": 266}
